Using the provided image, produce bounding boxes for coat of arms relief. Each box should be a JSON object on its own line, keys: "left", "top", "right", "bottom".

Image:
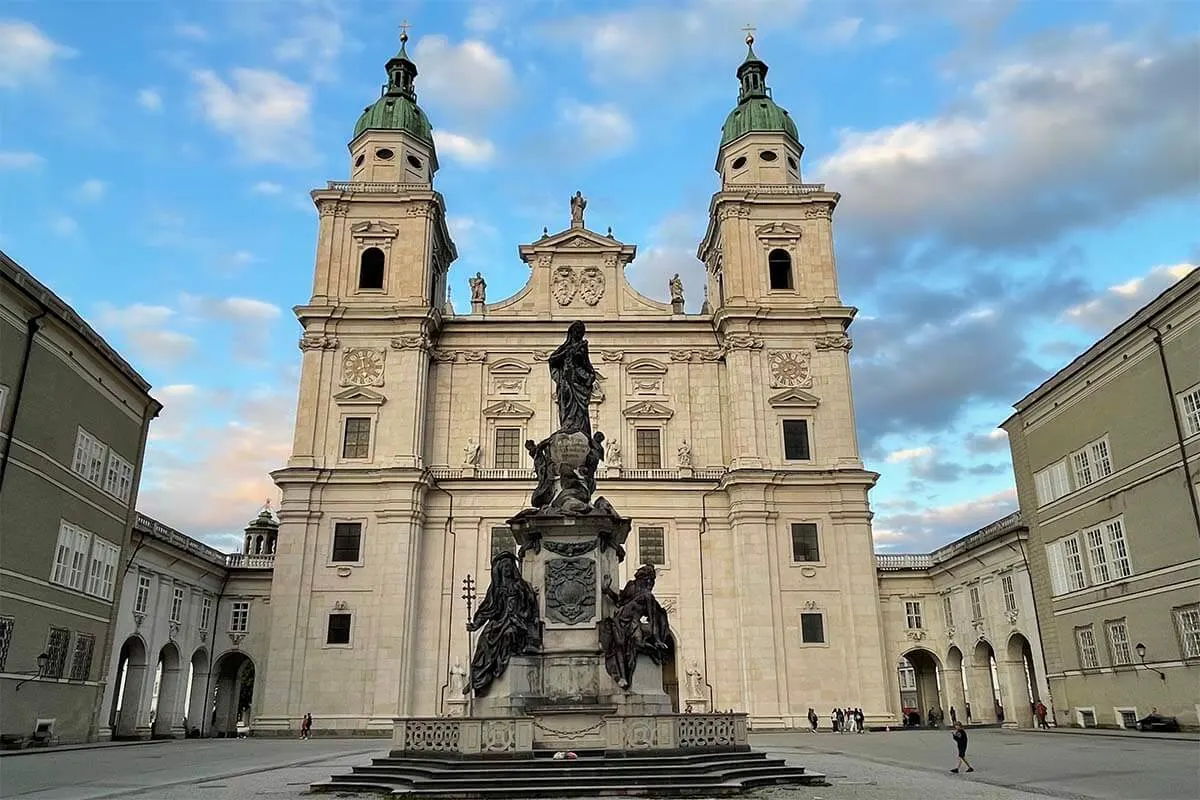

{"left": 552, "top": 266, "right": 605, "bottom": 307}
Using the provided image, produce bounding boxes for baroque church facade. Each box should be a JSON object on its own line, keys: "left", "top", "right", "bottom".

{"left": 256, "top": 35, "right": 894, "bottom": 734}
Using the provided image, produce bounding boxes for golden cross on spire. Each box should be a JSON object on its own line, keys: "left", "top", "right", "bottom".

{"left": 741, "top": 23, "right": 756, "bottom": 45}
{"left": 399, "top": 19, "right": 411, "bottom": 43}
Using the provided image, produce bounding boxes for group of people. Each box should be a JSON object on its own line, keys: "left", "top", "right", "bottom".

{"left": 802, "top": 706, "right": 867, "bottom": 733}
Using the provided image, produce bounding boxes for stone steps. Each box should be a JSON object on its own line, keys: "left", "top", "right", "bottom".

{"left": 312, "top": 750, "right": 825, "bottom": 797}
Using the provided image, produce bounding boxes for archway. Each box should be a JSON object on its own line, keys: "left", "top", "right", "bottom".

{"left": 211, "top": 652, "right": 255, "bottom": 737}
{"left": 944, "top": 646, "right": 968, "bottom": 724}
{"left": 969, "top": 639, "right": 1003, "bottom": 723}
{"left": 1002, "top": 633, "right": 1039, "bottom": 727}
{"left": 151, "top": 642, "right": 183, "bottom": 737}
{"left": 660, "top": 624, "right": 680, "bottom": 713}
{"left": 185, "top": 648, "right": 210, "bottom": 736}
{"left": 110, "top": 635, "right": 148, "bottom": 739}
{"left": 899, "top": 648, "right": 944, "bottom": 726}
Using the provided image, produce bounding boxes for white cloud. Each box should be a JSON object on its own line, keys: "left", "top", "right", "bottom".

{"left": 272, "top": 10, "right": 345, "bottom": 81}
{"left": 886, "top": 446, "right": 933, "bottom": 463}
{"left": 558, "top": 101, "right": 634, "bottom": 159}
{"left": 0, "top": 20, "right": 76, "bottom": 88}
{"left": 433, "top": 130, "right": 496, "bottom": 166}
{"left": 179, "top": 294, "right": 282, "bottom": 361}
{"left": 73, "top": 179, "right": 106, "bottom": 203}
{"left": 0, "top": 151, "right": 43, "bottom": 169}
{"left": 224, "top": 250, "right": 257, "bottom": 269}
{"left": 873, "top": 488, "right": 1018, "bottom": 551}
{"left": 822, "top": 17, "right": 863, "bottom": 44}
{"left": 413, "top": 35, "right": 515, "bottom": 117}
{"left": 1063, "top": 263, "right": 1196, "bottom": 333}
{"left": 50, "top": 215, "right": 78, "bottom": 237}
{"left": 625, "top": 211, "right": 707, "bottom": 310}
{"left": 251, "top": 181, "right": 283, "bottom": 195}
{"left": 93, "top": 301, "right": 196, "bottom": 367}
{"left": 175, "top": 23, "right": 209, "bottom": 41}
{"left": 96, "top": 302, "right": 175, "bottom": 329}
{"left": 192, "top": 68, "right": 313, "bottom": 163}
{"left": 137, "top": 88, "right": 162, "bottom": 111}
{"left": 814, "top": 30, "right": 1200, "bottom": 267}
{"left": 465, "top": 6, "right": 503, "bottom": 33}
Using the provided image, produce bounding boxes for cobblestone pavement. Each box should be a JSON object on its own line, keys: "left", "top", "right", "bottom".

{"left": 0, "top": 729, "right": 1195, "bottom": 800}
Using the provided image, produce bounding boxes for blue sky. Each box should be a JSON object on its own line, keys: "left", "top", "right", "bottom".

{"left": 1, "top": 0, "right": 1196, "bottom": 553}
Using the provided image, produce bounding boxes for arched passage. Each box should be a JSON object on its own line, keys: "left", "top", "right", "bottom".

{"left": 110, "top": 635, "right": 148, "bottom": 739}
{"left": 151, "top": 642, "right": 183, "bottom": 737}
{"left": 661, "top": 625, "right": 680, "bottom": 713}
{"left": 944, "top": 646, "right": 967, "bottom": 723}
{"left": 1002, "top": 633, "right": 1039, "bottom": 727}
{"left": 211, "top": 652, "right": 255, "bottom": 737}
{"left": 968, "top": 639, "right": 1003, "bottom": 723}
{"left": 185, "top": 648, "right": 210, "bottom": 736}
{"left": 899, "top": 648, "right": 944, "bottom": 726}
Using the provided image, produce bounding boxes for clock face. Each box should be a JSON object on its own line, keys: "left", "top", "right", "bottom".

{"left": 343, "top": 349, "right": 383, "bottom": 385}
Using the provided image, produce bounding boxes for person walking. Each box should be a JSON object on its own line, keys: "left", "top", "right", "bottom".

{"left": 855, "top": 708, "right": 865, "bottom": 733}
{"left": 807, "top": 708, "right": 819, "bottom": 733}
{"left": 300, "top": 712, "right": 312, "bottom": 740}
{"left": 834, "top": 707, "right": 844, "bottom": 733}
{"left": 1034, "top": 701, "right": 1048, "bottom": 729}
{"left": 950, "top": 706, "right": 958, "bottom": 725}
{"left": 965, "top": 701, "right": 972, "bottom": 723}
{"left": 950, "top": 722, "right": 975, "bottom": 774}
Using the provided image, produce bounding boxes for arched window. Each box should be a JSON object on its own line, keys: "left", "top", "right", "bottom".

{"left": 359, "top": 248, "right": 385, "bottom": 290}
{"left": 768, "top": 248, "right": 793, "bottom": 290}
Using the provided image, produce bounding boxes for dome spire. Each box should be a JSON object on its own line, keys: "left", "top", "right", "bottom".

{"left": 737, "top": 26, "right": 770, "bottom": 104}
{"left": 385, "top": 19, "right": 418, "bottom": 101}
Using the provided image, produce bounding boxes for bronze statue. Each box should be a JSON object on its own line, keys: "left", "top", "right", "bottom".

{"left": 598, "top": 564, "right": 674, "bottom": 689}
{"left": 525, "top": 439, "right": 555, "bottom": 507}
{"left": 465, "top": 552, "right": 542, "bottom": 697}
{"left": 547, "top": 320, "right": 595, "bottom": 436}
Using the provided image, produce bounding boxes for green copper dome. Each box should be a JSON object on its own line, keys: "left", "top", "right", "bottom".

{"left": 352, "top": 34, "right": 435, "bottom": 146}
{"left": 719, "top": 36, "right": 800, "bottom": 147}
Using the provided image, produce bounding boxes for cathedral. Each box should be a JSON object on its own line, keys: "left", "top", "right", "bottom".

{"left": 256, "top": 33, "right": 894, "bottom": 734}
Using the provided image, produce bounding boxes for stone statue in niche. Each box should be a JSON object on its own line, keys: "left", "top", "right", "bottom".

{"left": 669, "top": 273, "right": 684, "bottom": 303}
{"left": 469, "top": 272, "right": 486, "bottom": 303}
{"left": 686, "top": 660, "right": 704, "bottom": 698}
{"left": 463, "top": 438, "right": 481, "bottom": 466}
{"left": 449, "top": 659, "right": 467, "bottom": 695}
{"left": 606, "top": 440, "right": 622, "bottom": 468}
{"left": 677, "top": 440, "right": 692, "bottom": 468}
{"left": 570, "top": 190, "right": 587, "bottom": 226}
{"left": 465, "top": 552, "right": 542, "bottom": 697}
{"left": 548, "top": 321, "right": 595, "bottom": 437}
{"left": 598, "top": 564, "right": 674, "bottom": 689}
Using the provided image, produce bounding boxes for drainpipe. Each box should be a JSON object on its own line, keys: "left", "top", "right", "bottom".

{"left": 699, "top": 482, "right": 724, "bottom": 712}
{"left": 1147, "top": 324, "right": 1200, "bottom": 541}
{"left": 0, "top": 306, "right": 48, "bottom": 494}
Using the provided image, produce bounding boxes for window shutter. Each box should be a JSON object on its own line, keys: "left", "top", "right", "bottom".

{"left": 1046, "top": 541, "right": 1068, "bottom": 596}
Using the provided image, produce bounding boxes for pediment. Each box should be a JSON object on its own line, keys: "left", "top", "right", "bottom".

{"left": 768, "top": 388, "right": 820, "bottom": 408}
{"left": 333, "top": 387, "right": 387, "bottom": 406}
{"left": 755, "top": 222, "right": 803, "bottom": 238}
{"left": 622, "top": 400, "right": 674, "bottom": 420}
{"left": 489, "top": 358, "right": 531, "bottom": 375}
{"left": 483, "top": 400, "right": 535, "bottom": 419}
{"left": 627, "top": 358, "right": 667, "bottom": 375}
{"left": 350, "top": 220, "right": 399, "bottom": 239}
{"left": 519, "top": 226, "right": 636, "bottom": 265}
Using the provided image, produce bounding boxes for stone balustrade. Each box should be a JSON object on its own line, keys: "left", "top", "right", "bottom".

{"left": 875, "top": 553, "right": 934, "bottom": 570}
{"left": 427, "top": 467, "right": 728, "bottom": 481}
{"left": 225, "top": 553, "right": 276, "bottom": 569}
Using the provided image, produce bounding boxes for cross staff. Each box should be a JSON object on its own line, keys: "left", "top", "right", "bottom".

{"left": 741, "top": 23, "right": 756, "bottom": 44}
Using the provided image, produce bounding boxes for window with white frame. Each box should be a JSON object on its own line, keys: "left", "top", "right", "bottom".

{"left": 326, "top": 613, "right": 352, "bottom": 645}
{"left": 170, "top": 586, "right": 185, "bottom": 623}
{"left": 200, "top": 597, "right": 212, "bottom": 631}
{"left": 1173, "top": 604, "right": 1200, "bottom": 659}
{"left": 800, "top": 612, "right": 825, "bottom": 644}
{"left": 789, "top": 523, "right": 820, "bottom": 562}
{"left": 331, "top": 522, "right": 363, "bottom": 562}
{"left": 1084, "top": 516, "right": 1132, "bottom": 586}
{"left": 904, "top": 601, "right": 923, "bottom": 630}
{"left": 1106, "top": 619, "right": 1133, "bottom": 665}
{"left": 1178, "top": 383, "right": 1200, "bottom": 437}
{"left": 1071, "top": 436, "right": 1113, "bottom": 489}
{"left": 1033, "top": 459, "right": 1071, "bottom": 505}
{"left": 1001, "top": 574, "right": 1017, "bottom": 613}
{"left": 85, "top": 538, "right": 120, "bottom": 600}
{"left": 103, "top": 451, "right": 134, "bottom": 502}
{"left": 494, "top": 427, "right": 522, "bottom": 469}
{"left": 1047, "top": 534, "right": 1087, "bottom": 596}
{"left": 341, "top": 417, "right": 372, "bottom": 459}
{"left": 942, "top": 595, "right": 954, "bottom": 628}
{"left": 969, "top": 585, "right": 983, "bottom": 620}
{"left": 635, "top": 428, "right": 662, "bottom": 469}
{"left": 638, "top": 527, "right": 666, "bottom": 566}
{"left": 45, "top": 626, "right": 71, "bottom": 678}
{"left": 897, "top": 660, "right": 916, "bottom": 691}
{"left": 135, "top": 574, "right": 151, "bottom": 613}
{"left": 51, "top": 521, "right": 92, "bottom": 592}
{"left": 69, "top": 633, "right": 95, "bottom": 681}
{"left": 1076, "top": 626, "right": 1100, "bottom": 669}
{"left": 229, "top": 601, "right": 250, "bottom": 633}
{"left": 71, "top": 428, "right": 107, "bottom": 486}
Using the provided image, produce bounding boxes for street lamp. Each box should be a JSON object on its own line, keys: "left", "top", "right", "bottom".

{"left": 1135, "top": 642, "right": 1166, "bottom": 681}
{"left": 15, "top": 652, "right": 50, "bottom": 692}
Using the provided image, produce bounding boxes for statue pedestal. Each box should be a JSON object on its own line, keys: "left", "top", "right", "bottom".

{"left": 671, "top": 299, "right": 684, "bottom": 314}
{"left": 470, "top": 299, "right": 484, "bottom": 315}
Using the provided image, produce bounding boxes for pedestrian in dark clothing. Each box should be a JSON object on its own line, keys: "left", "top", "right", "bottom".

{"left": 965, "top": 702, "right": 972, "bottom": 723}
{"left": 1034, "top": 701, "right": 1048, "bottom": 729}
{"left": 300, "top": 713, "right": 312, "bottom": 740}
{"left": 950, "top": 706, "right": 958, "bottom": 725}
{"left": 807, "top": 708, "right": 818, "bottom": 733}
{"left": 950, "top": 722, "right": 974, "bottom": 773}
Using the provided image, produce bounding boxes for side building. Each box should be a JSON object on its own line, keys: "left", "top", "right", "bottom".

{"left": 1002, "top": 268, "right": 1199, "bottom": 730}
{"left": 876, "top": 512, "right": 1052, "bottom": 729}
{"left": 0, "top": 251, "right": 161, "bottom": 744}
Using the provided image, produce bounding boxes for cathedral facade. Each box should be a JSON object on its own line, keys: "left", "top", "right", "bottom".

{"left": 256, "top": 35, "right": 894, "bottom": 735}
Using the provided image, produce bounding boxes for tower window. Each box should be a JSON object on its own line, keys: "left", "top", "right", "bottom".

{"left": 354, "top": 154, "right": 365, "bottom": 168}
{"left": 768, "top": 249, "right": 793, "bottom": 290}
{"left": 787, "top": 155, "right": 798, "bottom": 171}
{"left": 407, "top": 155, "right": 423, "bottom": 169}
{"left": 731, "top": 156, "right": 747, "bottom": 170}
{"left": 359, "top": 248, "right": 385, "bottom": 290}
{"left": 759, "top": 150, "right": 778, "bottom": 162}
{"left": 375, "top": 148, "right": 394, "bottom": 160}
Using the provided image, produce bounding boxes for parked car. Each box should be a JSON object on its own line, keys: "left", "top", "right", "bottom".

{"left": 1136, "top": 713, "right": 1181, "bottom": 732}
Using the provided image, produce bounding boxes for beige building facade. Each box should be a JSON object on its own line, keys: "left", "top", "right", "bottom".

{"left": 0, "top": 251, "right": 161, "bottom": 744}
{"left": 1002, "top": 268, "right": 1200, "bottom": 729}
{"left": 257, "top": 38, "right": 895, "bottom": 735}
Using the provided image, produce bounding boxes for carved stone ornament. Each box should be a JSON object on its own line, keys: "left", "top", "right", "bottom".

{"left": 668, "top": 349, "right": 723, "bottom": 362}
{"left": 768, "top": 349, "right": 813, "bottom": 389}
{"left": 905, "top": 629, "right": 927, "bottom": 641}
{"left": 545, "top": 557, "right": 597, "bottom": 625}
{"left": 604, "top": 254, "right": 619, "bottom": 267}
{"left": 228, "top": 631, "right": 247, "bottom": 648}
{"left": 333, "top": 600, "right": 349, "bottom": 611}
{"left": 340, "top": 348, "right": 385, "bottom": 387}
{"left": 537, "top": 254, "right": 553, "bottom": 267}
{"left": 723, "top": 335, "right": 764, "bottom": 351}
{"left": 543, "top": 539, "right": 598, "bottom": 557}
{"left": 391, "top": 333, "right": 431, "bottom": 351}
{"left": 803, "top": 204, "right": 833, "bottom": 220}
{"left": 1005, "top": 609, "right": 1020, "bottom": 625}
{"left": 552, "top": 266, "right": 578, "bottom": 306}
{"left": 578, "top": 267, "right": 605, "bottom": 306}
{"left": 350, "top": 220, "right": 399, "bottom": 242}
{"left": 299, "top": 333, "right": 338, "bottom": 351}
{"left": 814, "top": 333, "right": 853, "bottom": 352}
{"left": 168, "top": 620, "right": 180, "bottom": 639}
{"left": 599, "top": 350, "right": 624, "bottom": 362}
{"left": 132, "top": 611, "right": 146, "bottom": 628}
{"left": 532, "top": 350, "right": 550, "bottom": 362}
{"left": 430, "top": 349, "right": 458, "bottom": 363}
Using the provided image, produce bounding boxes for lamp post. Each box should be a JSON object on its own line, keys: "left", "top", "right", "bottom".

{"left": 1134, "top": 642, "right": 1166, "bottom": 681}
{"left": 15, "top": 652, "right": 50, "bottom": 692}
